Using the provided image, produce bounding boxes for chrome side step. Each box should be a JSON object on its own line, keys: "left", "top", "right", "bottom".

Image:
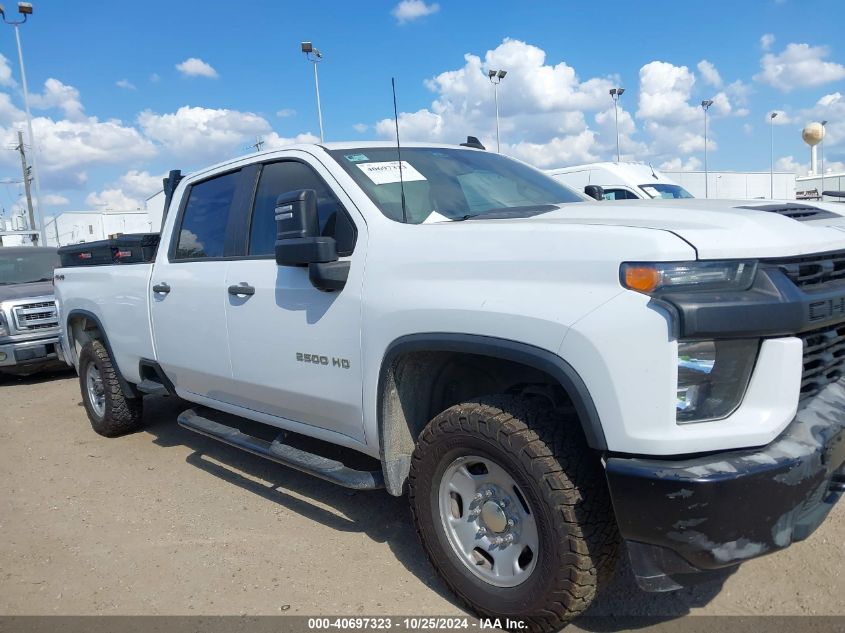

{"left": 177, "top": 408, "right": 384, "bottom": 490}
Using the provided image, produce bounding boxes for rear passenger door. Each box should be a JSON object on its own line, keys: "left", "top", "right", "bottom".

{"left": 150, "top": 168, "right": 250, "bottom": 399}
{"left": 223, "top": 154, "right": 368, "bottom": 442}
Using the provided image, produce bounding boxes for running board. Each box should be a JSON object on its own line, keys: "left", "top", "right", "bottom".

{"left": 177, "top": 408, "right": 384, "bottom": 490}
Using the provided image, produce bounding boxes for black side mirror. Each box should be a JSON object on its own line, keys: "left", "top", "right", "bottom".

{"left": 275, "top": 189, "right": 337, "bottom": 266}
{"left": 274, "top": 189, "right": 349, "bottom": 292}
{"left": 584, "top": 185, "right": 604, "bottom": 200}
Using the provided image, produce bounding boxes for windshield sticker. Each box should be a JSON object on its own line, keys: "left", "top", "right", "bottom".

{"left": 356, "top": 161, "right": 426, "bottom": 185}
{"left": 344, "top": 153, "right": 369, "bottom": 162}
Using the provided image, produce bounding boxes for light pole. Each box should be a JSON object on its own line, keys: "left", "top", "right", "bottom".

{"left": 701, "top": 99, "right": 713, "bottom": 198}
{"left": 1, "top": 2, "right": 48, "bottom": 245}
{"left": 300, "top": 41, "right": 325, "bottom": 143}
{"left": 770, "top": 111, "right": 778, "bottom": 198}
{"left": 821, "top": 119, "right": 828, "bottom": 199}
{"left": 609, "top": 88, "right": 625, "bottom": 163}
{"left": 487, "top": 69, "right": 506, "bottom": 153}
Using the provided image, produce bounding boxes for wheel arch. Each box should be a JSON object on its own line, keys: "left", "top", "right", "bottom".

{"left": 376, "top": 333, "right": 607, "bottom": 496}
{"left": 65, "top": 309, "right": 137, "bottom": 397}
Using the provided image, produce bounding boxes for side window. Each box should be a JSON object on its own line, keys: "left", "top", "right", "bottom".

{"left": 602, "top": 188, "right": 638, "bottom": 201}
{"left": 174, "top": 170, "right": 240, "bottom": 259}
{"left": 249, "top": 161, "right": 356, "bottom": 257}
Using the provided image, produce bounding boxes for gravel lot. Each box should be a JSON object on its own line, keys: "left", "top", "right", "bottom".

{"left": 1, "top": 371, "right": 843, "bottom": 627}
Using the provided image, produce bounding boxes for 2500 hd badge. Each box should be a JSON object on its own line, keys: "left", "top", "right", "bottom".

{"left": 296, "top": 352, "right": 351, "bottom": 369}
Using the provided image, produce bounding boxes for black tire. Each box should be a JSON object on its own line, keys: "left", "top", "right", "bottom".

{"left": 409, "top": 395, "right": 619, "bottom": 633}
{"left": 78, "top": 339, "right": 144, "bottom": 437}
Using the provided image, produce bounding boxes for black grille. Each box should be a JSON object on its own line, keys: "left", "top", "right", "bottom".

{"left": 740, "top": 203, "right": 839, "bottom": 221}
{"left": 800, "top": 322, "right": 845, "bottom": 400}
{"left": 767, "top": 250, "right": 845, "bottom": 289}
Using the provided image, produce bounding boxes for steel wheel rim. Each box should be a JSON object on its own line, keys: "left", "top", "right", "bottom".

{"left": 86, "top": 363, "right": 106, "bottom": 418}
{"left": 438, "top": 454, "right": 539, "bottom": 587}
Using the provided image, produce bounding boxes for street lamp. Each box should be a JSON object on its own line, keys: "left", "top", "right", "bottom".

{"left": 488, "top": 69, "right": 507, "bottom": 153}
{"left": 609, "top": 88, "right": 625, "bottom": 163}
{"left": 0, "top": 2, "right": 48, "bottom": 245}
{"left": 821, "top": 120, "right": 828, "bottom": 199}
{"left": 701, "top": 99, "right": 714, "bottom": 198}
{"left": 300, "top": 41, "right": 325, "bottom": 143}
{"left": 770, "top": 111, "right": 778, "bottom": 198}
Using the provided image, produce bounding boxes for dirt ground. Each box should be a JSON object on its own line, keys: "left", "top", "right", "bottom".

{"left": 1, "top": 371, "right": 843, "bottom": 627}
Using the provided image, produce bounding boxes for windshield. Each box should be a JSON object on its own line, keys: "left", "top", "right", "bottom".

{"left": 328, "top": 147, "right": 585, "bottom": 223}
{"left": 0, "top": 250, "right": 59, "bottom": 285}
{"left": 639, "top": 183, "right": 693, "bottom": 199}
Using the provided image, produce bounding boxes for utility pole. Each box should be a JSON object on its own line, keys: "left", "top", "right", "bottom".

{"left": 15, "top": 129, "right": 36, "bottom": 244}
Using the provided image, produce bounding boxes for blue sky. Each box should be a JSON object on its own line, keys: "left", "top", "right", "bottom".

{"left": 0, "top": 0, "right": 843, "bottom": 217}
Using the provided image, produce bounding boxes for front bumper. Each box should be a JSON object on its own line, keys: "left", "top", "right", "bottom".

{"left": 0, "top": 336, "right": 62, "bottom": 372}
{"left": 605, "top": 380, "right": 845, "bottom": 592}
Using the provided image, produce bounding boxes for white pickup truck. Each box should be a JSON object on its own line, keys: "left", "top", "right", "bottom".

{"left": 55, "top": 142, "right": 845, "bottom": 631}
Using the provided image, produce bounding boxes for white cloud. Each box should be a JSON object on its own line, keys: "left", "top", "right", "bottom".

{"left": 138, "top": 105, "right": 268, "bottom": 162}
{"left": 138, "top": 106, "right": 320, "bottom": 164}
{"left": 697, "top": 60, "right": 722, "bottom": 87}
{"left": 755, "top": 43, "right": 845, "bottom": 92}
{"left": 149, "top": 73, "right": 161, "bottom": 83}
{"left": 352, "top": 123, "right": 368, "bottom": 133}
{"left": 760, "top": 33, "right": 775, "bottom": 51}
{"left": 41, "top": 194, "right": 69, "bottom": 206}
{"left": 116, "top": 79, "right": 136, "bottom": 90}
{"left": 85, "top": 188, "right": 145, "bottom": 210}
{"left": 392, "top": 0, "right": 440, "bottom": 24}
{"left": 373, "top": 39, "right": 621, "bottom": 167}
{"left": 768, "top": 110, "right": 791, "bottom": 124}
{"left": 0, "top": 54, "right": 16, "bottom": 87}
{"left": 743, "top": 123, "right": 753, "bottom": 135}
{"left": 818, "top": 92, "right": 841, "bottom": 107}
{"left": 84, "top": 170, "right": 164, "bottom": 211}
{"left": 637, "top": 61, "right": 699, "bottom": 125}
{"left": 0, "top": 92, "right": 24, "bottom": 125}
{"left": 775, "top": 155, "right": 807, "bottom": 175}
{"left": 175, "top": 57, "right": 218, "bottom": 79}
{"left": 30, "top": 78, "right": 84, "bottom": 120}
{"left": 276, "top": 108, "right": 296, "bottom": 118}
{"left": 659, "top": 156, "right": 702, "bottom": 171}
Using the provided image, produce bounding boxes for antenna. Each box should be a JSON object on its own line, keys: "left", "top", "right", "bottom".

{"left": 391, "top": 77, "right": 408, "bottom": 224}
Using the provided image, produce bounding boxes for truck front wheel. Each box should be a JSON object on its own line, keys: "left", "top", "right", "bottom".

{"left": 408, "top": 395, "right": 619, "bottom": 632}
{"left": 78, "top": 339, "right": 144, "bottom": 437}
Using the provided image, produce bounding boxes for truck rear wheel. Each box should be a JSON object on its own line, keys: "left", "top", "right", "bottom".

{"left": 78, "top": 339, "right": 144, "bottom": 437}
{"left": 408, "top": 395, "right": 619, "bottom": 632}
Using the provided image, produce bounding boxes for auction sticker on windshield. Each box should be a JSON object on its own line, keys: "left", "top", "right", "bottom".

{"left": 357, "top": 161, "right": 426, "bottom": 185}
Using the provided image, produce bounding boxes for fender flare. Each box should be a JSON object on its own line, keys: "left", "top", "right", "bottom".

{"left": 377, "top": 333, "right": 607, "bottom": 450}
{"left": 65, "top": 309, "right": 138, "bottom": 398}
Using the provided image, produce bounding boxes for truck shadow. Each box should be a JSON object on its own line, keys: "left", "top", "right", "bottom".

{"left": 140, "top": 394, "right": 727, "bottom": 624}
{"left": 141, "top": 395, "right": 451, "bottom": 603}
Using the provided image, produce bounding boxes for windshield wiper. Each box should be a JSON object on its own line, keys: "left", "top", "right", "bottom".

{"left": 455, "top": 204, "right": 560, "bottom": 221}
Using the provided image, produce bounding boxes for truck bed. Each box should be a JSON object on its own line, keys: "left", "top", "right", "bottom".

{"left": 58, "top": 233, "right": 160, "bottom": 268}
{"left": 55, "top": 262, "right": 156, "bottom": 384}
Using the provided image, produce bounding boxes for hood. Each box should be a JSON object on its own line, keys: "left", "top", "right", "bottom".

{"left": 0, "top": 281, "right": 55, "bottom": 303}
{"left": 471, "top": 199, "right": 845, "bottom": 259}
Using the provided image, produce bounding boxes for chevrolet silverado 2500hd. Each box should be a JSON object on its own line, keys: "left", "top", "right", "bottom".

{"left": 0, "top": 246, "right": 63, "bottom": 376}
{"left": 55, "top": 142, "right": 845, "bottom": 631}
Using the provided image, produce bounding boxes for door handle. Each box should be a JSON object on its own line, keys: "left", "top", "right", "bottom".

{"left": 152, "top": 282, "right": 171, "bottom": 294}
{"left": 228, "top": 283, "right": 255, "bottom": 297}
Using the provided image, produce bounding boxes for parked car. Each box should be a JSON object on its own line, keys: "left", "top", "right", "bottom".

{"left": 54, "top": 142, "right": 845, "bottom": 631}
{"left": 547, "top": 161, "right": 693, "bottom": 200}
{"left": 0, "top": 246, "right": 63, "bottom": 377}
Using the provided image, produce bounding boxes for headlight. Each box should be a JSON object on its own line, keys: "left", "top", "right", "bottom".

{"left": 621, "top": 260, "right": 757, "bottom": 294}
{"left": 0, "top": 311, "right": 8, "bottom": 337}
{"left": 676, "top": 339, "right": 759, "bottom": 423}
